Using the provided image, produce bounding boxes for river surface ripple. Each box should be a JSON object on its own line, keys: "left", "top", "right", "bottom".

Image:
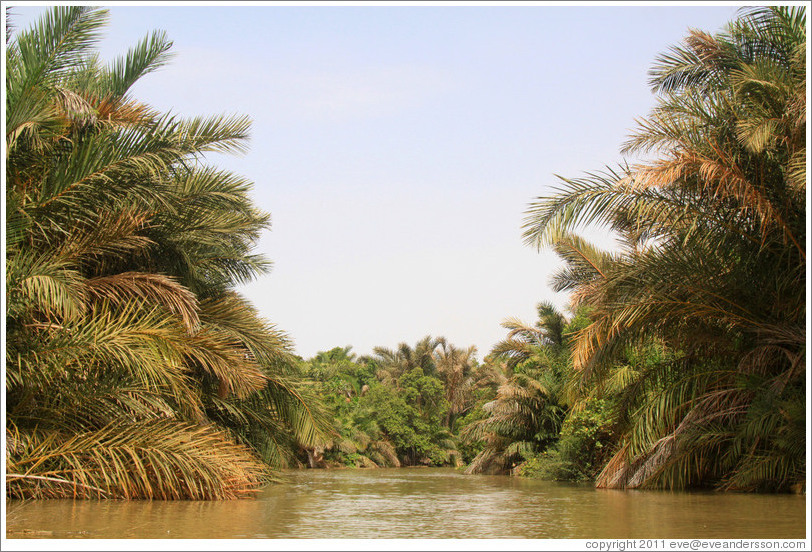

{"left": 5, "top": 467, "right": 806, "bottom": 539}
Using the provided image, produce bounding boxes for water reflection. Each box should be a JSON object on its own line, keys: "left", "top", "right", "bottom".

{"left": 6, "top": 468, "right": 806, "bottom": 539}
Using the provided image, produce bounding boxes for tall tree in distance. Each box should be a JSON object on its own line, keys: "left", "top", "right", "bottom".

{"left": 463, "top": 304, "right": 570, "bottom": 475}
{"left": 434, "top": 339, "right": 478, "bottom": 432}
{"left": 372, "top": 335, "right": 440, "bottom": 385}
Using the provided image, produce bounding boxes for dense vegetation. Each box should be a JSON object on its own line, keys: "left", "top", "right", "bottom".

{"left": 298, "top": 338, "right": 490, "bottom": 468}
{"left": 518, "top": 5, "right": 806, "bottom": 492}
{"left": 301, "top": 6, "right": 807, "bottom": 493}
{"left": 5, "top": 6, "right": 805, "bottom": 500}
{"left": 6, "top": 7, "right": 328, "bottom": 499}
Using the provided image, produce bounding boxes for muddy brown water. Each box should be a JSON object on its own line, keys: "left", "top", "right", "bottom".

{"left": 5, "top": 468, "right": 806, "bottom": 539}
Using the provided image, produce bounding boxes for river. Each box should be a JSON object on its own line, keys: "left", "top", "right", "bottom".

{"left": 5, "top": 468, "right": 806, "bottom": 539}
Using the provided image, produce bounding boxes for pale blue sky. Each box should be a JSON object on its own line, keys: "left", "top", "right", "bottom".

{"left": 9, "top": 3, "right": 739, "bottom": 360}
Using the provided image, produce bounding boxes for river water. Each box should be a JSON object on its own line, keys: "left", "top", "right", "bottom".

{"left": 5, "top": 468, "right": 806, "bottom": 539}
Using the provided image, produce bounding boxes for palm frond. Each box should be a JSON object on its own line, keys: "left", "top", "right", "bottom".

{"left": 7, "top": 421, "right": 271, "bottom": 500}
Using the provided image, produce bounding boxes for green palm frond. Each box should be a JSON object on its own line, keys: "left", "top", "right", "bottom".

{"left": 102, "top": 29, "right": 174, "bottom": 97}
{"left": 6, "top": 250, "right": 86, "bottom": 321}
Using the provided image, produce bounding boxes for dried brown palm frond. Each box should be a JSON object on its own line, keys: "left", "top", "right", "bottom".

{"left": 85, "top": 272, "right": 200, "bottom": 332}
{"left": 8, "top": 301, "right": 206, "bottom": 421}
{"left": 367, "top": 440, "right": 401, "bottom": 468}
{"left": 631, "top": 149, "right": 804, "bottom": 259}
{"left": 51, "top": 210, "right": 155, "bottom": 267}
{"left": 93, "top": 95, "right": 157, "bottom": 127}
{"left": 183, "top": 328, "right": 268, "bottom": 399}
{"left": 198, "top": 292, "right": 295, "bottom": 367}
{"left": 6, "top": 421, "right": 271, "bottom": 500}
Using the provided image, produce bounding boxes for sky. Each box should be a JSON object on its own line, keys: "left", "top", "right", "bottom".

{"left": 9, "top": 2, "right": 740, "bottom": 360}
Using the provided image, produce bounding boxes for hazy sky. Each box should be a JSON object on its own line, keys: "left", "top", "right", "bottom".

{"left": 10, "top": 3, "right": 739, "bottom": 360}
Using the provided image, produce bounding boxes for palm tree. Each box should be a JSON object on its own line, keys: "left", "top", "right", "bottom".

{"left": 490, "top": 301, "right": 568, "bottom": 371}
{"left": 462, "top": 368, "right": 565, "bottom": 475}
{"left": 521, "top": 6, "right": 805, "bottom": 491}
{"left": 372, "top": 335, "right": 440, "bottom": 385}
{"left": 6, "top": 7, "right": 325, "bottom": 499}
{"left": 433, "top": 339, "right": 478, "bottom": 431}
{"left": 462, "top": 304, "right": 570, "bottom": 475}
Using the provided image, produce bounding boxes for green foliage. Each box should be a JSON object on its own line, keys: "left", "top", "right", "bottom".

{"left": 361, "top": 384, "right": 422, "bottom": 455}
{"left": 398, "top": 368, "right": 449, "bottom": 425}
{"left": 5, "top": 7, "right": 326, "bottom": 499}
{"left": 520, "top": 6, "right": 806, "bottom": 491}
{"left": 463, "top": 303, "right": 571, "bottom": 475}
{"left": 561, "top": 305, "right": 592, "bottom": 344}
{"left": 454, "top": 386, "right": 496, "bottom": 463}
{"left": 520, "top": 398, "right": 616, "bottom": 481}
{"left": 303, "top": 339, "right": 479, "bottom": 468}
{"left": 516, "top": 450, "right": 576, "bottom": 481}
